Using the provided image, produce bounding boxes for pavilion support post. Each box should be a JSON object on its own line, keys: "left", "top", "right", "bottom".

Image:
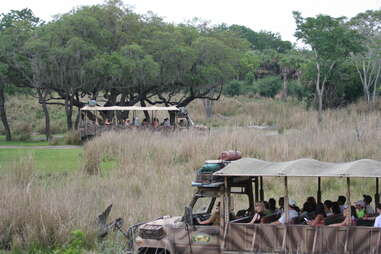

{"left": 95, "top": 110, "right": 98, "bottom": 136}
{"left": 282, "top": 176, "right": 289, "bottom": 251}
{"left": 317, "top": 177, "right": 322, "bottom": 203}
{"left": 254, "top": 176, "right": 259, "bottom": 203}
{"left": 346, "top": 177, "right": 351, "bottom": 224}
{"left": 259, "top": 176, "right": 264, "bottom": 202}
{"left": 376, "top": 178, "right": 380, "bottom": 208}
{"left": 284, "top": 176, "right": 289, "bottom": 223}
{"left": 222, "top": 177, "right": 229, "bottom": 250}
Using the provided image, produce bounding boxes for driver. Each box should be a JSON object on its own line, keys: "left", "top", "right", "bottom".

{"left": 197, "top": 202, "right": 220, "bottom": 225}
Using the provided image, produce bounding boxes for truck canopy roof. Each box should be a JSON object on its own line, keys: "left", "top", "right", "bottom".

{"left": 81, "top": 106, "right": 179, "bottom": 111}
{"left": 213, "top": 158, "right": 381, "bottom": 178}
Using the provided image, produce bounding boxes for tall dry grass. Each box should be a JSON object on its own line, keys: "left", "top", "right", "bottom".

{"left": 1, "top": 98, "right": 381, "bottom": 250}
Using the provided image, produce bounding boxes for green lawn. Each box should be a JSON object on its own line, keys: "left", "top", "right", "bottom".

{"left": 0, "top": 135, "right": 51, "bottom": 146}
{"left": 0, "top": 147, "right": 118, "bottom": 174}
{"left": 0, "top": 148, "right": 83, "bottom": 173}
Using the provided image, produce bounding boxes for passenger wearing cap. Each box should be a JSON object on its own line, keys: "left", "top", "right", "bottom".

{"left": 272, "top": 199, "right": 299, "bottom": 225}
{"left": 355, "top": 200, "right": 366, "bottom": 219}
{"left": 363, "top": 195, "right": 375, "bottom": 215}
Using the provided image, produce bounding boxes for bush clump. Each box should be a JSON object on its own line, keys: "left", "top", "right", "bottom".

{"left": 13, "top": 122, "right": 32, "bottom": 141}
{"left": 64, "top": 131, "right": 81, "bottom": 145}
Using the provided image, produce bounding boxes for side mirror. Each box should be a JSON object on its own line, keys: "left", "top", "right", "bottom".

{"left": 184, "top": 206, "right": 194, "bottom": 226}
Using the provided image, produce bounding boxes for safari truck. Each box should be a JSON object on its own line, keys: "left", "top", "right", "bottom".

{"left": 79, "top": 105, "right": 196, "bottom": 140}
{"left": 103, "top": 156, "right": 381, "bottom": 254}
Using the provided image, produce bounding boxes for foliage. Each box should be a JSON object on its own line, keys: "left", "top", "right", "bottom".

{"left": 13, "top": 122, "right": 32, "bottom": 141}
{"left": 226, "top": 25, "right": 292, "bottom": 53}
{"left": 349, "top": 10, "right": 381, "bottom": 108}
{"left": 293, "top": 11, "right": 364, "bottom": 121}
{"left": 223, "top": 80, "right": 243, "bottom": 96}
{"left": 251, "top": 75, "right": 282, "bottom": 97}
{"left": 64, "top": 131, "right": 81, "bottom": 145}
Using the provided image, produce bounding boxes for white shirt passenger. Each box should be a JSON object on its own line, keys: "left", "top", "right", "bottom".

{"left": 279, "top": 209, "right": 299, "bottom": 224}
{"left": 374, "top": 215, "right": 381, "bottom": 227}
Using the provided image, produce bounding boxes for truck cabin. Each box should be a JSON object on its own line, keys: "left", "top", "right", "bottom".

{"left": 190, "top": 177, "right": 255, "bottom": 225}
{"left": 202, "top": 158, "right": 381, "bottom": 254}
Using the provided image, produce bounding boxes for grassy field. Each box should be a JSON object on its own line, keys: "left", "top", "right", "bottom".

{"left": 0, "top": 135, "right": 51, "bottom": 146}
{"left": 1, "top": 96, "right": 381, "bottom": 252}
{"left": 0, "top": 148, "right": 82, "bottom": 173}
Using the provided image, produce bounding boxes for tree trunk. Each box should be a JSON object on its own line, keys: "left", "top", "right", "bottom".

{"left": 315, "top": 60, "right": 323, "bottom": 124}
{"left": 37, "top": 89, "right": 51, "bottom": 141}
{"left": 0, "top": 86, "right": 11, "bottom": 141}
{"left": 202, "top": 99, "right": 214, "bottom": 118}
{"left": 65, "top": 94, "right": 73, "bottom": 130}
{"left": 364, "top": 86, "right": 371, "bottom": 110}
{"left": 74, "top": 107, "right": 81, "bottom": 130}
{"left": 140, "top": 100, "right": 150, "bottom": 121}
{"left": 371, "top": 64, "right": 381, "bottom": 110}
{"left": 282, "top": 72, "right": 288, "bottom": 101}
{"left": 317, "top": 91, "right": 323, "bottom": 124}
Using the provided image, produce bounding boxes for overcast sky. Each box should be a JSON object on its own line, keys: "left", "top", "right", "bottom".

{"left": 2, "top": 0, "right": 381, "bottom": 43}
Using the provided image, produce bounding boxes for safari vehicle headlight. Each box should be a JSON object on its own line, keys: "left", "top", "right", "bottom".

{"left": 138, "top": 224, "right": 166, "bottom": 240}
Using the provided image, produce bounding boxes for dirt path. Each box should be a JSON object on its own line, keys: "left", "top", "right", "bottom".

{"left": 0, "top": 145, "right": 81, "bottom": 149}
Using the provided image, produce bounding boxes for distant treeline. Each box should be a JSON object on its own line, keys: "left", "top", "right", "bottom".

{"left": 0, "top": 0, "right": 380, "bottom": 140}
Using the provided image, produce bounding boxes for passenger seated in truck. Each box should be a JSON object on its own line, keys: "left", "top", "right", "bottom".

{"left": 105, "top": 119, "right": 112, "bottom": 125}
{"left": 374, "top": 203, "right": 381, "bottom": 227}
{"left": 152, "top": 118, "right": 159, "bottom": 128}
{"left": 337, "top": 196, "right": 346, "bottom": 214}
{"left": 301, "top": 197, "right": 317, "bottom": 217}
{"left": 249, "top": 202, "right": 266, "bottom": 224}
{"left": 324, "top": 200, "right": 333, "bottom": 216}
{"left": 275, "top": 197, "right": 284, "bottom": 216}
{"left": 307, "top": 203, "right": 326, "bottom": 226}
{"left": 324, "top": 202, "right": 344, "bottom": 225}
{"left": 268, "top": 198, "right": 277, "bottom": 214}
{"left": 355, "top": 200, "right": 366, "bottom": 219}
{"left": 329, "top": 205, "right": 357, "bottom": 227}
{"left": 363, "top": 195, "right": 375, "bottom": 215}
{"left": 272, "top": 200, "right": 299, "bottom": 225}
{"left": 197, "top": 202, "right": 220, "bottom": 225}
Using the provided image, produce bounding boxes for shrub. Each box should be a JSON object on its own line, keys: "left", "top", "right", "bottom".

{"left": 251, "top": 75, "right": 282, "bottom": 97}
{"left": 48, "top": 137, "right": 60, "bottom": 145}
{"left": 223, "top": 80, "right": 243, "bottom": 96}
{"left": 64, "top": 131, "right": 81, "bottom": 145}
{"left": 13, "top": 122, "right": 32, "bottom": 141}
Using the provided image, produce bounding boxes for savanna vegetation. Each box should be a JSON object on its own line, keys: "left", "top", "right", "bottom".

{"left": 1, "top": 0, "right": 381, "bottom": 253}
{"left": 0, "top": 1, "right": 380, "bottom": 140}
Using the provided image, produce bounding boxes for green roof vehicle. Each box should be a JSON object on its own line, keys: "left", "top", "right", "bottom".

{"left": 101, "top": 156, "right": 381, "bottom": 254}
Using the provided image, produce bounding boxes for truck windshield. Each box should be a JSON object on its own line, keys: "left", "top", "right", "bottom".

{"left": 193, "top": 196, "right": 215, "bottom": 214}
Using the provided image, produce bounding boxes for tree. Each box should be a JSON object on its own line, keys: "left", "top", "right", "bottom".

{"left": 350, "top": 10, "right": 381, "bottom": 110}
{"left": 0, "top": 8, "right": 41, "bottom": 141}
{"left": 226, "top": 25, "right": 292, "bottom": 53}
{"left": 294, "top": 12, "right": 363, "bottom": 122}
{"left": 279, "top": 50, "right": 306, "bottom": 100}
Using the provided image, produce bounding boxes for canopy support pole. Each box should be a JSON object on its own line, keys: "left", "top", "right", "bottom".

{"left": 344, "top": 177, "right": 351, "bottom": 253}
{"left": 254, "top": 177, "right": 259, "bottom": 203}
{"left": 222, "top": 176, "right": 229, "bottom": 250}
{"left": 284, "top": 176, "right": 289, "bottom": 223}
{"left": 317, "top": 177, "right": 322, "bottom": 203}
{"left": 376, "top": 178, "right": 380, "bottom": 208}
{"left": 346, "top": 177, "right": 351, "bottom": 223}
{"left": 259, "top": 176, "right": 264, "bottom": 202}
{"left": 282, "top": 176, "right": 289, "bottom": 251}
